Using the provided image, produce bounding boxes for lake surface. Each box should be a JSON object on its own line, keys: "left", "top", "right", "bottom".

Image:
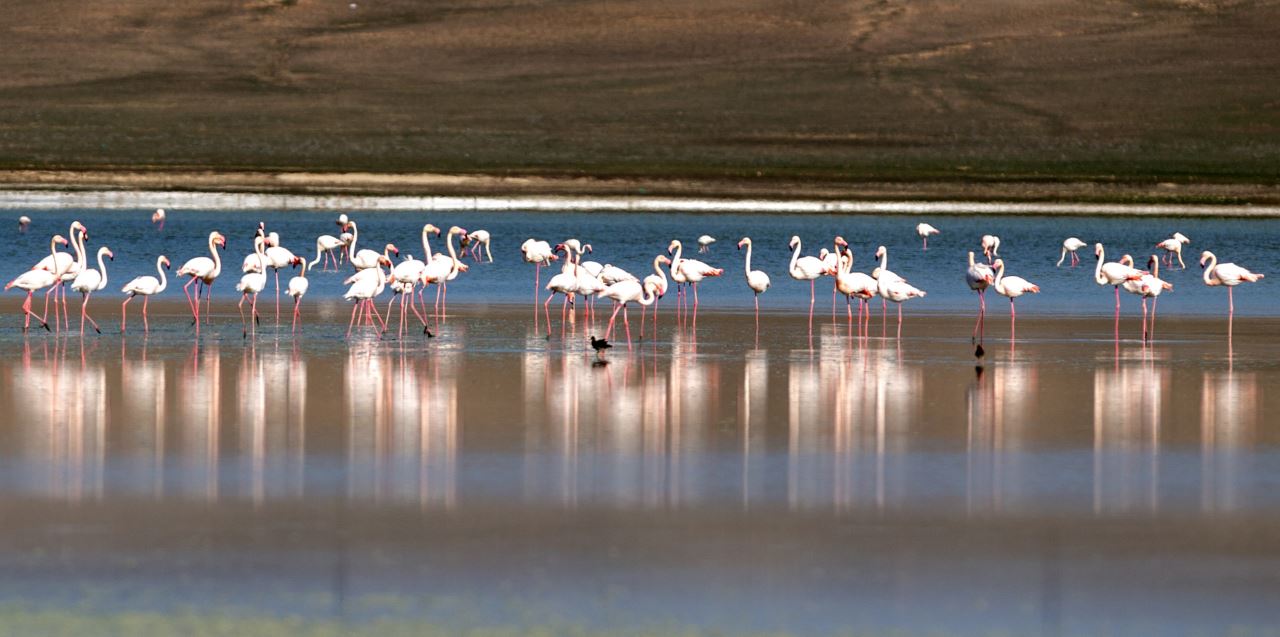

{"left": 3, "top": 208, "right": 1277, "bottom": 317}
{"left": 2, "top": 207, "right": 1280, "bottom": 635}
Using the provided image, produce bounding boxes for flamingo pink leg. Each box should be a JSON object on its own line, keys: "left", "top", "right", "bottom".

{"left": 622, "top": 306, "right": 632, "bottom": 349}
{"left": 120, "top": 295, "right": 134, "bottom": 333}
{"left": 80, "top": 292, "right": 102, "bottom": 335}
{"left": 347, "top": 301, "right": 360, "bottom": 337}
{"left": 292, "top": 297, "right": 302, "bottom": 332}
{"left": 183, "top": 277, "right": 200, "bottom": 322}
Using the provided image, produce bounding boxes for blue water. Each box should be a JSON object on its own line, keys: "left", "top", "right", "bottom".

{"left": 4, "top": 208, "right": 1277, "bottom": 317}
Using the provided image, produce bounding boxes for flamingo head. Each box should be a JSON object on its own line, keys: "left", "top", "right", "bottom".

{"left": 105, "top": 249, "right": 114, "bottom": 261}
{"left": 666, "top": 240, "right": 679, "bottom": 255}
{"left": 583, "top": 244, "right": 594, "bottom": 254}
{"left": 1094, "top": 243, "right": 1104, "bottom": 258}
{"left": 993, "top": 259, "right": 1005, "bottom": 270}
{"left": 161, "top": 256, "right": 171, "bottom": 269}
{"left": 1175, "top": 232, "right": 1190, "bottom": 244}
{"left": 657, "top": 255, "right": 672, "bottom": 265}
{"left": 736, "top": 238, "right": 749, "bottom": 250}
{"left": 53, "top": 234, "right": 68, "bottom": 246}
{"left": 387, "top": 243, "right": 399, "bottom": 256}
{"left": 834, "top": 236, "right": 848, "bottom": 248}
{"left": 424, "top": 223, "right": 441, "bottom": 236}
{"left": 1199, "top": 251, "right": 1213, "bottom": 268}
{"left": 874, "top": 245, "right": 885, "bottom": 259}
{"left": 213, "top": 232, "right": 227, "bottom": 249}
{"left": 267, "top": 232, "right": 281, "bottom": 248}
{"left": 1119, "top": 254, "right": 1134, "bottom": 267}
{"left": 450, "top": 226, "right": 467, "bottom": 237}
{"left": 548, "top": 254, "right": 560, "bottom": 262}
{"left": 291, "top": 256, "right": 304, "bottom": 267}
{"left": 71, "top": 220, "right": 87, "bottom": 233}
{"left": 553, "top": 243, "right": 565, "bottom": 254}
{"left": 788, "top": 235, "right": 800, "bottom": 250}
{"left": 457, "top": 263, "right": 470, "bottom": 273}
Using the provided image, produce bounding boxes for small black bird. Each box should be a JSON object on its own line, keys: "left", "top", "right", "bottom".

{"left": 590, "top": 335, "right": 612, "bottom": 357}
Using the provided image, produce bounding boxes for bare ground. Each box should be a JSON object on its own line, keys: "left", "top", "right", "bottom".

{"left": 2, "top": 0, "right": 1279, "bottom": 201}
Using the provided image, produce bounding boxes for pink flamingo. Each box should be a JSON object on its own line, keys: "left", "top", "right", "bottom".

{"left": 597, "top": 279, "right": 660, "bottom": 348}
{"left": 640, "top": 254, "right": 670, "bottom": 338}
{"left": 176, "top": 231, "right": 226, "bottom": 324}
{"left": 916, "top": 223, "right": 940, "bottom": 250}
{"left": 668, "top": 239, "right": 722, "bottom": 325}
{"left": 738, "top": 238, "right": 772, "bottom": 329}
{"left": 786, "top": 235, "right": 825, "bottom": 331}
{"left": 5, "top": 234, "right": 67, "bottom": 331}
{"left": 286, "top": 256, "right": 309, "bottom": 332}
{"left": 121, "top": 255, "right": 170, "bottom": 333}
{"left": 992, "top": 259, "right": 1040, "bottom": 341}
{"left": 1200, "top": 250, "right": 1263, "bottom": 319}
{"left": 71, "top": 245, "right": 113, "bottom": 335}
{"left": 966, "top": 251, "right": 994, "bottom": 343}
{"left": 1094, "top": 242, "right": 1146, "bottom": 338}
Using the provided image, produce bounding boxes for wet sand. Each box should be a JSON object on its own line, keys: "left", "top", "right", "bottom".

{"left": 1, "top": 302, "right": 1279, "bottom": 635}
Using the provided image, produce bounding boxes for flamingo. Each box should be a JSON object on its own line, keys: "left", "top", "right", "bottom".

{"left": 344, "top": 220, "right": 399, "bottom": 270}
{"left": 386, "top": 254, "right": 429, "bottom": 338}
{"left": 640, "top": 254, "right": 670, "bottom": 338}
{"left": 871, "top": 245, "right": 904, "bottom": 327}
{"left": 697, "top": 235, "right": 716, "bottom": 253}
{"left": 543, "top": 243, "right": 581, "bottom": 335}
{"left": 286, "top": 256, "right": 309, "bottom": 332}
{"left": 878, "top": 270, "right": 926, "bottom": 339}
{"left": 916, "top": 223, "right": 940, "bottom": 250}
{"left": 121, "top": 255, "right": 170, "bottom": 333}
{"left": 425, "top": 226, "right": 467, "bottom": 315}
{"left": 828, "top": 249, "right": 877, "bottom": 332}
{"left": 151, "top": 208, "right": 166, "bottom": 230}
{"left": 71, "top": 243, "right": 113, "bottom": 335}
{"left": 462, "top": 229, "right": 493, "bottom": 262}
{"left": 787, "top": 235, "right": 826, "bottom": 329}
{"left": 981, "top": 235, "right": 1001, "bottom": 263}
{"left": 667, "top": 239, "right": 722, "bottom": 323}
{"left": 1057, "top": 237, "right": 1087, "bottom": 267}
{"left": 235, "top": 236, "right": 268, "bottom": 338}
{"left": 35, "top": 220, "right": 86, "bottom": 329}
{"left": 176, "top": 231, "right": 226, "bottom": 324}
{"left": 5, "top": 234, "right": 67, "bottom": 331}
{"left": 1200, "top": 250, "right": 1263, "bottom": 317}
{"left": 310, "top": 233, "right": 346, "bottom": 271}
{"left": 17, "top": 216, "right": 30, "bottom": 233}
{"left": 521, "top": 239, "right": 559, "bottom": 313}
{"left": 1156, "top": 237, "right": 1187, "bottom": 269}
{"left": 966, "top": 251, "right": 995, "bottom": 342}
{"left": 263, "top": 233, "right": 298, "bottom": 320}
{"left": 599, "top": 264, "right": 637, "bottom": 286}
{"left": 737, "top": 237, "right": 771, "bottom": 328}
{"left": 1095, "top": 242, "right": 1147, "bottom": 337}
{"left": 992, "top": 259, "right": 1040, "bottom": 341}
{"left": 597, "top": 279, "right": 660, "bottom": 347}
{"left": 344, "top": 256, "right": 393, "bottom": 337}
{"left": 1123, "top": 255, "right": 1172, "bottom": 341}
{"left": 821, "top": 236, "right": 849, "bottom": 318}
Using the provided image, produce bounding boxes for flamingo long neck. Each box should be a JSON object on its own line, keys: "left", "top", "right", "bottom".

{"left": 299, "top": 258, "right": 308, "bottom": 279}
{"left": 73, "top": 228, "right": 87, "bottom": 271}
{"left": 843, "top": 251, "right": 855, "bottom": 276}
{"left": 994, "top": 261, "right": 1006, "bottom": 292}
{"left": 209, "top": 233, "right": 223, "bottom": 277}
{"left": 1202, "top": 253, "right": 1217, "bottom": 285}
{"left": 878, "top": 248, "right": 889, "bottom": 273}
{"left": 1150, "top": 256, "right": 1160, "bottom": 280}
{"left": 347, "top": 222, "right": 358, "bottom": 254}
{"left": 991, "top": 237, "right": 1000, "bottom": 257}
{"left": 422, "top": 227, "right": 434, "bottom": 261}
{"left": 255, "top": 236, "right": 267, "bottom": 274}
{"left": 742, "top": 242, "right": 753, "bottom": 279}
{"left": 788, "top": 239, "right": 802, "bottom": 276}
{"left": 1094, "top": 245, "right": 1107, "bottom": 285}
{"left": 1057, "top": 246, "right": 1068, "bottom": 267}
{"left": 154, "top": 257, "right": 168, "bottom": 293}
{"left": 49, "top": 236, "right": 61, "bottom": 263}
{"left": 636, "top": 283, "right": 657, "bottom": 306}
{"left": 670, "top": 241, "right": 684, "bottom": 270}
{"left": 652, "top": 255, "right": 667, "bottom": 283}
{"left": 96, "top": 248, "right": 110, "bottom": 289}
{"left": 447, "top": 230, "right": 461, "bottom": 277}
{"left": 310, "top": 240, "right": 324, "bottom": 269}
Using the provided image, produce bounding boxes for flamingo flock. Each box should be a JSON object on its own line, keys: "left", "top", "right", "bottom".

{"left": 2, "top": 215, "right": 1267, "bottom": 349}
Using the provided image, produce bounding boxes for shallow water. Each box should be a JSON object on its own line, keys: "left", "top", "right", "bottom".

{"left": 2, "top": 302, "right": 1280, "bottom": 636}
{"left": 4, "top": 208, "right": 1277, "bottom": 318}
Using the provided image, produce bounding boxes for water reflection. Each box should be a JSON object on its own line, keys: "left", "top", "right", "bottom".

{"left": 967, "top": 352, "right": 1037, "bottom": 514}
{"left": 1092, "top": 351, "right": 1167, "bottom": 513}
{"left": 1200, "top": 368, "right": 1258, "bottom": 512}
{"left": 0, "top": 329, "right": 1274, "bottom": 515}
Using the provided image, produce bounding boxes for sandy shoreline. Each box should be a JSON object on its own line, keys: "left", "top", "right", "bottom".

{"left": 2, "top": 170, "right": 1280, "bottom": 215}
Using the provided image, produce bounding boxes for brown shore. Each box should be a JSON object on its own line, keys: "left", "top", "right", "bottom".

{"left": 3, "top": 1, "right": 1279, "bottom": 205}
